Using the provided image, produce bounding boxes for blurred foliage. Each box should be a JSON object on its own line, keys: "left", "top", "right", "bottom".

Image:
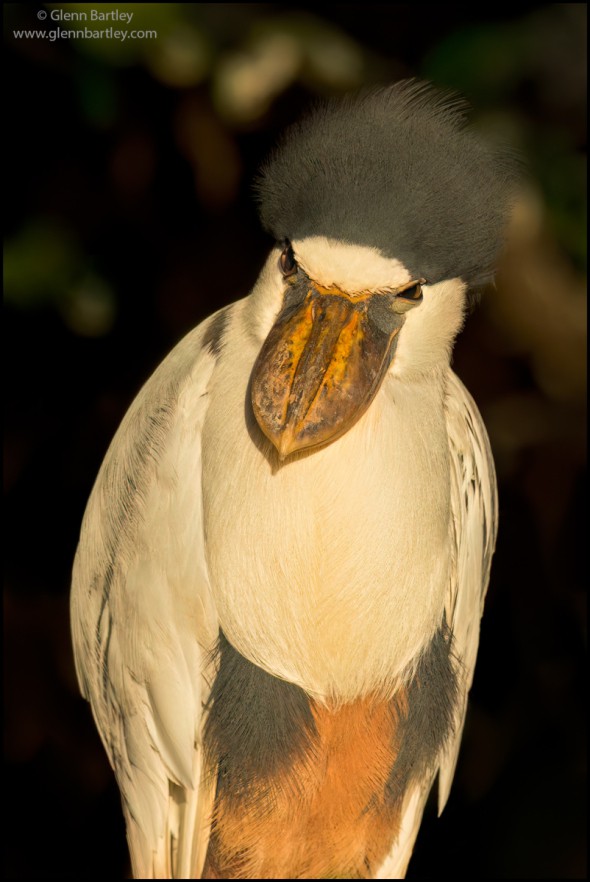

{"left": 3, "top": 3, "right": 586, "bottom": 880}
{"left": 4, "top": 219, "right": 117, "bottom": 335}
{"left": 422, "top": 4, "right": 587, "bottom": 271}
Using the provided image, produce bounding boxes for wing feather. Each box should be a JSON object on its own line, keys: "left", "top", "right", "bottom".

{"left": 438, "top": 369, "right": 498, "bottom": 812}
{"left": 71, "top": 313, "right": 227, "bottom": 877}
{"left": 376, "top": 369, "right": 497, "bottom": 879}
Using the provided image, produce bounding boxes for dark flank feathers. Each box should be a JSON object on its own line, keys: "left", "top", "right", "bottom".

{"left": 204, "top": 624, "right": 459, "bottom": 810}
{"left": 257, "top": 80, "right": 518, "bottom": 286}
{"left": 204, "top": 632, "right": 318, "bottom": 805}
{"left": 386, "top": 621, "right": 460, "bottom": 804}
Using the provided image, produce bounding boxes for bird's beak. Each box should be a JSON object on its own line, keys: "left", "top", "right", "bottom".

{"left": 251, "top": 285, "right": 405, "bottom": 459}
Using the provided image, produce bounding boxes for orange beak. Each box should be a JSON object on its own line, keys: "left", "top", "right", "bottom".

{"left": 251, "top": 285, "right": 405, "bottom": 459}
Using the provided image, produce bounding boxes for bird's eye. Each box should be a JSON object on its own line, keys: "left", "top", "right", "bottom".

{"left": 279, "top": 242, "right": 298, "bottom": 277}
{"left": 397, "top": 279, "right": 425, "bottom": 302}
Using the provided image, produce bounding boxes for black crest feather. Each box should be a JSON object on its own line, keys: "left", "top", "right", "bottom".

{"left": 256, "top": 80, "right": 518, "bottom": 285}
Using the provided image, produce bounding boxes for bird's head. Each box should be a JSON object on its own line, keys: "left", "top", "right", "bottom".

{"left": 249, "top": 81, "right": 517, "bottom": 460}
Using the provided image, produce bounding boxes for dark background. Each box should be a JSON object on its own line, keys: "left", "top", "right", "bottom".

{"left": 4, "top": 3, "right": 586, "bottom": 878}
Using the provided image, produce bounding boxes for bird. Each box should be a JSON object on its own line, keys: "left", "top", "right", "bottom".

{"left": 71, "top": 80, "right": 515, "bottom": 879}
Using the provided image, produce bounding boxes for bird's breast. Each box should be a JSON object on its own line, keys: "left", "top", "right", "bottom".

{"left": 201, "top": 323, "right": 452, "bottom": 700}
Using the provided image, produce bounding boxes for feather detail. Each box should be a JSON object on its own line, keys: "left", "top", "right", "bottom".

{"left": 438, "top": 369, "right": 498, "bottom": 812}
{"left": 375, "top": 785, "right": 429, "bottom": 879}
{"left": 71, "top": 308, "right": 232, "bottom": 877}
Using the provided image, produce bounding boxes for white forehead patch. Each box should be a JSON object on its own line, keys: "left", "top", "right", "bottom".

{"left": 292, "top": 236, "right": 412, "bottom": 294}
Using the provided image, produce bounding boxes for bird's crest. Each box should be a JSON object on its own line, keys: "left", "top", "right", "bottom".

{"left": 256, "top": 80, "right": 519, "bottom": 286}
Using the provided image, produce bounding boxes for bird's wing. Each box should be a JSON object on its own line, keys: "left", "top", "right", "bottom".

{"left": 71, "top": 311, "right": 227, "bottom": 878}
{"left": 438, "top": 368, "right": 498, "bottom": 812}
{"left": 377, "top": 370, "right": 497, "bottom": 879}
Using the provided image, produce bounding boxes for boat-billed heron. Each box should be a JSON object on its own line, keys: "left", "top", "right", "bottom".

{"left": 71, "top": 81, "right": 515, "bottom": 878}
